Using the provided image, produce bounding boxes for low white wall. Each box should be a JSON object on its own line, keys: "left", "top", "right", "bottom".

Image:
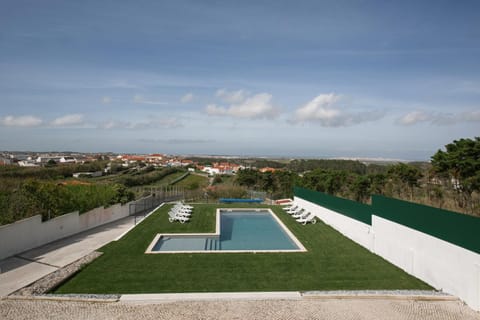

{"left": 373, "top": 215, "right": 480, "bottom": 311}
{"left": 296, "top": 196, "right": 480, "bottom": 311}
{"left": 0, "top": 201, "right": 133, "bottom": 260}
{"left": 294, "top": 196, "right": 373, "bottom": 251}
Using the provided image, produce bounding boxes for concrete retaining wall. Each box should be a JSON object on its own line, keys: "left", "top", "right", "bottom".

{"left": 295, "top": 196, "right": 480, "bottom": 311}
{"left": 295, "top": 196, "right": 373, "bottom": 251}
{"left": 373, "top": 215, "right": 480, "bottom": 311}
{"left": 0, "top": 201, "right": 133, "bottom": 260}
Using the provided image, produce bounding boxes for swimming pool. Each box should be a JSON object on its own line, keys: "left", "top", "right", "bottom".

{"left": 145, "top": 209, "right": 307, "bottom": 253}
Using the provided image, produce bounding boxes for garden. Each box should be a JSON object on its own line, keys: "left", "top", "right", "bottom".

{"left": 54, "top": 204, "right": 431, "bottom": 294}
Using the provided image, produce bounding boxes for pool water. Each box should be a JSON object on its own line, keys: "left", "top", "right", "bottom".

{"left": 220, "top": 212, "right": 298, "bottom": 250}
{"left": 148, "top": 210, "right": 304, "bottom": 253}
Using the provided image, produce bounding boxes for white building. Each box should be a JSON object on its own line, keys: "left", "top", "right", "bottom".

{"left": 201, "top": 166, "right": 220, "bottom": 176}
{"left": 59, "top": 156, "right": 77, "bottom": 163}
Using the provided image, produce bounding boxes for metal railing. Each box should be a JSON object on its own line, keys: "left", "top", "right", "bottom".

{"left": 129, "top": 188, "right": 206, "bottom": 224}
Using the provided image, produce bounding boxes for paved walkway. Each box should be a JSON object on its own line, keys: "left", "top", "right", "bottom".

{"left": 1, "top": 296, "right": 479, "bottom": 320}
{"left": 1, "top": 205, "right": 479, "bottom": 319}
{"left": 0, "top": 215, "right": 138, "bottom": 296}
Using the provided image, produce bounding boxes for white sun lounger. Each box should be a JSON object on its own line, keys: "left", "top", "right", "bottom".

{"left": 170, "top": 207, "right": 191, "bottom": 217}
{"left": 171, "top": 204, "right": 192, "bottom": 214}
{"left": 286, "top": 207, "right": 303, "bottom": 215}
{"left": 180, "top": 201, "right": 193, "bottom": 209}
{"left": 171, "top": 203, "right": 192, "bottom": 212}
{"left": 292, "top": 210, "right": 308, "bottom": 219}
{"left": 296, "top": 213, "right": 317, "bottom": 225}
{"left": 168, "top": 211, "right": 190, "bottom": 223}
{"left": 173, "top": 203, "right": 192, "bottom": 212}
{"left": 283, "top": 204, "right": 298, "bottom": 211}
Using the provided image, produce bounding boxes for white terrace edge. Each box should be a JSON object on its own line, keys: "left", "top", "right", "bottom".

{"left": 144, "top": 208, "right": 307, "bottom": 254}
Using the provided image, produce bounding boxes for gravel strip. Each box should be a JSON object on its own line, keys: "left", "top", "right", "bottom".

{"left": 12, "top": 252, "right": 103, "bottom": 296}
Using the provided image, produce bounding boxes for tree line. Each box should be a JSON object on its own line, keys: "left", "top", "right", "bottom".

{"left": 0, "top": 179, "right": 134, "bottom": 225}
{"left": 0, "top": 164, "right": 180, "bottom": 225}
{"left": 235, "top": 137, "right": 480, "bottom": 216}
{"left": 1, "top": 137, "right": 478, "bottom": 225}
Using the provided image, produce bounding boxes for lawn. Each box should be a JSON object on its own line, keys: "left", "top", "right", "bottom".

{"left": 173, "top": 173, "right": 209, "bottom": 190}
{"left": 54, "top": 204, "right": 431, "bottom": 294}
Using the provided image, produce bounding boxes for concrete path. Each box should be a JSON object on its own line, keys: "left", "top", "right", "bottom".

{"left": 2, "top": 296, "right": 479, "bottom": 320}
{"left": 0, "top": 215, "right": 139, "bottom": 296}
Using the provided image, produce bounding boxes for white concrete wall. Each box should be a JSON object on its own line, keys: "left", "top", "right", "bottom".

{"left": 294, "top": 196, "right": 373, "bottom": 251}
{"left": 296, "top": 196, "right": 480, "bottom": 311}
{"left": 373, "top": 215, "right": 480, "bottom": 311}
{"left": 0, "top": 201, "right": 133, "bottom": 260}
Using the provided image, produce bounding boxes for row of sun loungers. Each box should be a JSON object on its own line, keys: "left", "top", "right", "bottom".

{"left": 281, "top": 202, "right": 317, "bottom": 225}
{"left": 168, "top": 202, "right": 193, "bottom": 223}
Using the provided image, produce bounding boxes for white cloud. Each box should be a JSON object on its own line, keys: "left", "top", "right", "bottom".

{"left": 180, "top": 93, "right": 194, "bottom": 103}
{"left": 133, "top": 94, "right": 167, "bottom": 105}
{"left": 215, "top": 89, "right": 247, "bottom": 104}
{"left": 0, "top": 115, "right": 43, "bottom": 127}
{"left": 294, "top": 93, "right": 341, "bottom": 125}
{"left": 462, "top": 110, "right": 480, "bottom": 121}
{"left": 396, "top": 111, "right": 431, "bottom": 126}
{"left": 139, "top": 138, "right": 214, "bottom": 144}
{"left": 434, "top": 110, "right": 480, "bottom": 125}
{"left": 98, "top": 120, "right": 130, "bottom": 129}
{"left": 50, "top": 114, "right": 85, "bottom": 127}
{"left": 205, "top": 104, "right": 227, "bottom": 116}
{"left": 132, "top": 118, "right": 182, "bottom": 129}
{"left": 98, "top": 118, "right": 182, "bottom": 130}
{"left": 293, "top": 93, "right": 384, "bottom": 127}
{"left": 101, "top": 96, "right": 112, "bottom": 104}
{"left": 109, "top": 80, "right": 139, "bottom": 89}
{"left": 397, "top": 110, "right": 480, "bottom": 126}
{"left": 206, "top": 92, "right": 279, "bottom": 119}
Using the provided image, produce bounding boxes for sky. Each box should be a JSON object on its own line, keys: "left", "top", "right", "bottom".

{"left": 0, "top": 0, "right": 479, "bottom": 160}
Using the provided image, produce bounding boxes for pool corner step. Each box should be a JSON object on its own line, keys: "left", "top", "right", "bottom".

{"left": 204, "top": 238, "right": 218, "bottom": 251}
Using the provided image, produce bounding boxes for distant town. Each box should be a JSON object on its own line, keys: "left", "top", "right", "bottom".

{"left": 0, "top": 150, "right": 411, "bottom": 170}
{"left": 0, "top": 151, "right": 285, "bottom": 176}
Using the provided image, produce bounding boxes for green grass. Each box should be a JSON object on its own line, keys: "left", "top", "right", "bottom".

{"left": 173, "top": 174, "right": 209, "bottom": 189}
{"left": 141, "top": 171, "right": 187, "bottom": 187}
{"left": 54, "top": 204, "right": 431, "bottom": 294}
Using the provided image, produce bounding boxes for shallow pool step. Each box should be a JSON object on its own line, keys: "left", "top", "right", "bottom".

{"left": 213, "top": 238, "right": 220, "bottom": 250}
{"left": 204, "top": 238, "right": 220, "bottom": 251}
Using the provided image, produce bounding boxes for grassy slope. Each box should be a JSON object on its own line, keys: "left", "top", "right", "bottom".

{"left": 140, "top": 171, "right": 187, "bottom": 187}
{"left": 173, "top": 174, "right": 209, "bottom": 189}
{"left": 55, "top": 204, "right": 431, "bottom": 294}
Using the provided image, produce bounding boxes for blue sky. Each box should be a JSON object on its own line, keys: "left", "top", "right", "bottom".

{"left": 1, "top": 0, "right": 479, "bottom": 160}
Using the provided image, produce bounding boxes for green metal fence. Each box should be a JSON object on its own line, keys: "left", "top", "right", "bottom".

{"left": 293, "top": 187, "right": 372, "bottom": 225}
{"left": 372, "top": 195, "right": 480, "bottom": 255}
{"left": 294, "top": 187, "right": 480, "bottom": 254}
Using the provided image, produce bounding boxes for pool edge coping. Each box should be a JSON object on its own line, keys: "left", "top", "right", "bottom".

{"left": 144, "top": 208, "right": 308, "bottom": 254}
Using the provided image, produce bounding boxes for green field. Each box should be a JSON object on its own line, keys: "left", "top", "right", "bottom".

{"left": 54, "top": 204, "right": 431, "bottom": 294}
{"left": 173, "top": 173, "right": 209, "bottom": 189}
